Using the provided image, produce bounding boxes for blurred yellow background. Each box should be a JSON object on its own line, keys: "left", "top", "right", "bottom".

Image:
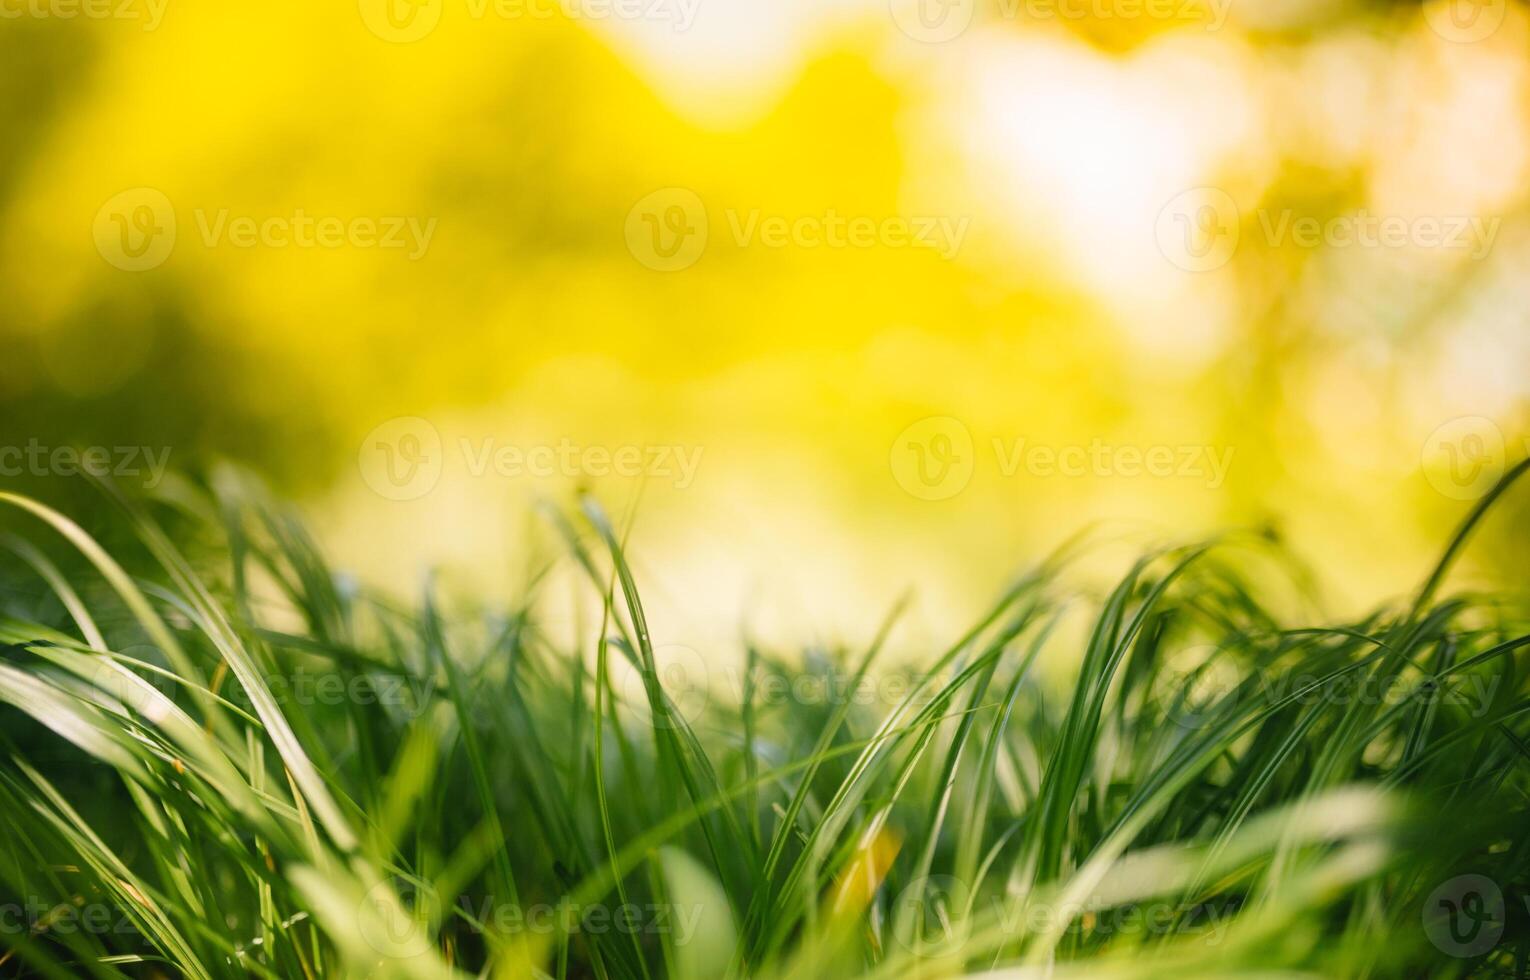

{"left": 1, "top": 0, "right": 1527, "bottom": 649}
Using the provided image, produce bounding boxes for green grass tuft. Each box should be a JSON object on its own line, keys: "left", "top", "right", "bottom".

{"left": 0, "top": 465, "right": 1527, "bottom": 978}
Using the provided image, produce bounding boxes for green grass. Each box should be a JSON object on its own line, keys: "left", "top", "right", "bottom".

{"left": 0, "top": 466, "right": 1527, "bottom": 979}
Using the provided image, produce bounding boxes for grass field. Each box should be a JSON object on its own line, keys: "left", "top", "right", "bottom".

{"left": 0, "top": 464, "right": 1526, "bottom": 979}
